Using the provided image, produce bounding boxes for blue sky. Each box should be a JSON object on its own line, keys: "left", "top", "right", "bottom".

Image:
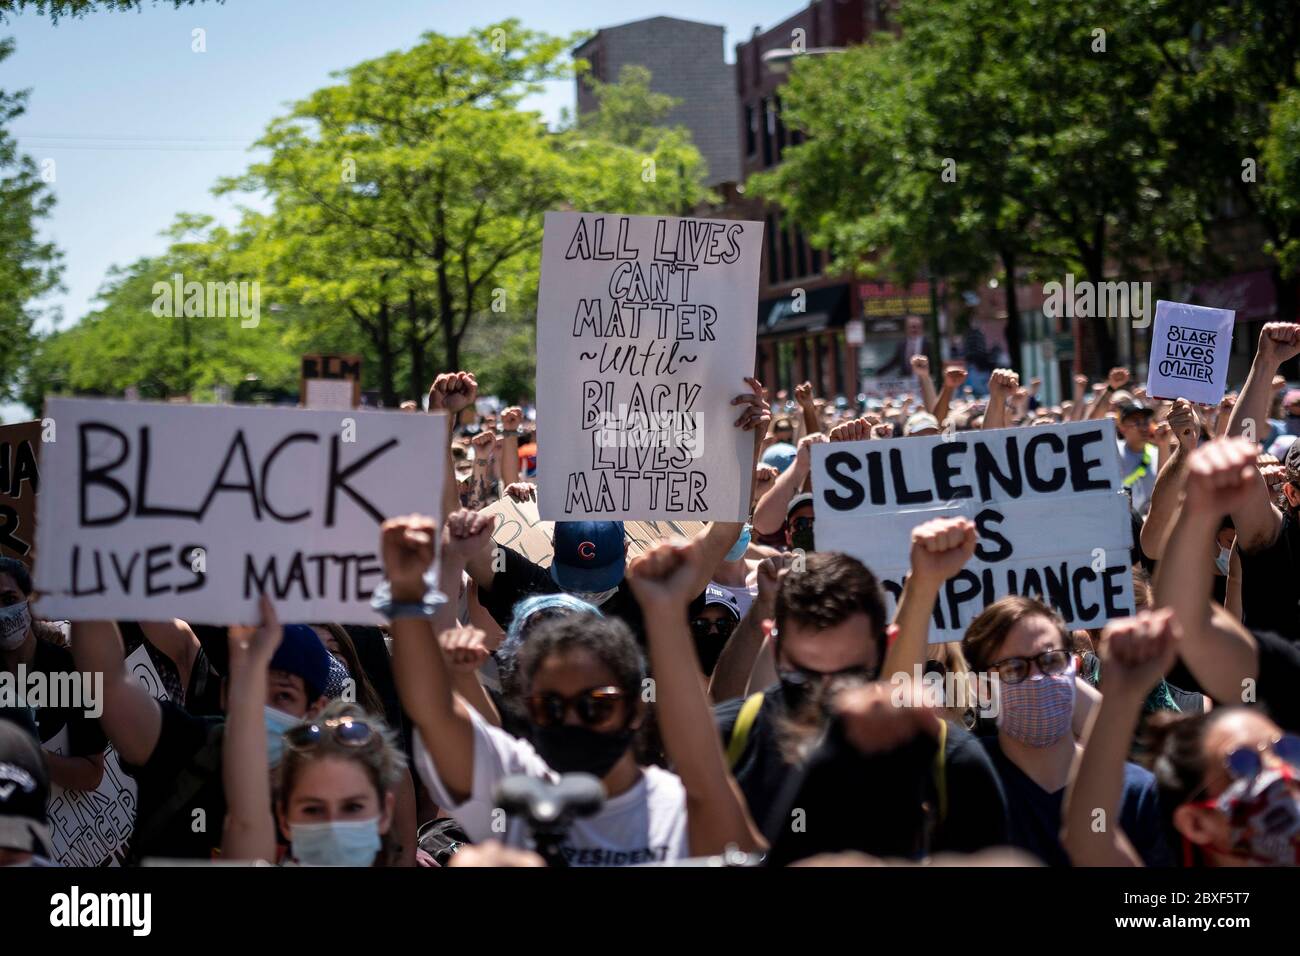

{"left": 1, "top": 0, "right": 801, "bottom": 420}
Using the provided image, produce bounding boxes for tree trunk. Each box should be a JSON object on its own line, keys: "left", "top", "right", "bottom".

{"left": 1001, "top": 249, "right": 1021, "bottom": 372}
{"left": 377, "top": 300, "right": 396, "bottom": 407}
{"left": 1082, "top": 253, "right": 1117, "bottom": 374}
{"left": 407, "top": 290, "right": 425, "bottom": 399}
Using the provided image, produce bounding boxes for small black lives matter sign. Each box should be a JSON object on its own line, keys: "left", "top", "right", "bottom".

{"left": 535, "top": 212, "right": 763, "bottom": 521}
{"left": 33, "top": 398, "right": 446, "bottom": 625}
{"left": 811, "top": 420, "right": 1136, "bottom": 640}
{"left": 1146, "top": 300, "right": 1235, "bottom": 404}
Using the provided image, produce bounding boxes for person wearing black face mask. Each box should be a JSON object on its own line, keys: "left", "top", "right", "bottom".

{"left": 388, "top": 511, "right": 763, "bottom": 866}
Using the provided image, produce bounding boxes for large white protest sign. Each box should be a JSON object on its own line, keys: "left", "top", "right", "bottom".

{"left": 536, "top": 211, "right": 763, "bottom": 521}
{"left": 811, "top": 420, "right": 1135, "bottom": 641}
{"left": 1145, "top": 300, "right": 1235, "bottom": 404}
{"left": 34, "top": 398, "right": 446, "bottom": 625}
{"left": 45, "top": 644, "right": 167, "bottom": 867}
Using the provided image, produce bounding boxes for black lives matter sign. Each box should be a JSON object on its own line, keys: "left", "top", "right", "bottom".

{"left": 1146, "top": 300, "right": 1234, "bottom": 404}
{"left": 33, "top": 398, "right": 445, "bottom": 625}
{"left": 535, "top": 212, "right": 763, "bottom": 521}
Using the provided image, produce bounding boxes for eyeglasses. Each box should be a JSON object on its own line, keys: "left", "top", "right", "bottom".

{"left": 526, "top": 686, "right": 626, "bottom": 728}
{"left": 285, "top": 716, "right": 378, "bottom": 752}
{"left": 986, "top": 648, "right": 1073, "bottom": 685}
{"left": 1223, "top": 734, "right": 1300, "bottom": 782}
{"left": 691, "top": 617, "right": 738, "bottom": 640}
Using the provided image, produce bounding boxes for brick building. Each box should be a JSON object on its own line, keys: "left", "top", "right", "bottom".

{"left": 573, "top": 16, "right": 740, "bottom": 187}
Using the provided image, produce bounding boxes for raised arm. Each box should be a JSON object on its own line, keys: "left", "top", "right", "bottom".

{"left": 752, "top": 433, "right": 823, "bottom": 536}
{"left": 628, "top": 540, "right": 765, "bottom": 856}
{"left": 794, "top": 381, "right": 821, "bottom": 437}
{"left": 708, "top": 554, "right": 793, "bottom": 702}
{"left": 498, "top": 406, "right": 523, "bottom": 487}
{"left": 1227, "top": 323, "right": 1300, "bottom": 442}
{"left": 982, "top": 369, "right": 1019, "bottom": 430}
{"left": 934, "top": 365, "right": 967, "bottom": 426}
{"left": 384, "top": 510, "right": 488, "bottom": 804}
{"left": 1068, "top": 374, "right": 1089, "bottom": 421}
{"left": 428, "top": 371, "right": 477, "bottom": 520}
{"left": 69, "top": 620, "right": 162, "bottom": 767}
{"left": 221, "top": 594, "right": 283, "bottom": 863}
{"left": 881, "top": 517, "right": 977, "bottom": 680}
{"left": 1139, "top": 399, "right": 1198, "bottom": 560}
{"left": 910, "top": 356, "right": 938, "bottom": 414}
{"left": 1152, "top": 438, "right": 1262, "bottom": 701}
{"left": 1062, "top": 609, "right": 1180, "bottom": 867}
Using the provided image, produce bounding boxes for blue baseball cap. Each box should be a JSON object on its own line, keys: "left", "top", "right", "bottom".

{"left": 550, "top": 521, "right": 625, "bottom": 592}
{"left": 271, "top": 624, "right": 333, "bottom": 702}
{"left": 761, "top": 441, "right": 798, "bottom": 474}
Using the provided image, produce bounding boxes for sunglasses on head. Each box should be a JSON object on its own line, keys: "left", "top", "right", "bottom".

{"left": 987, "top": 648, "right": 1072, "bottom": 685}
{"left": 526, "top": 686, "right": 626, "bottom": 728}
{"left": 691, "top": 617, "right": 738, "bottom": 640}
{"left": 285, "top": 716, "right": 378, "bottom": 752}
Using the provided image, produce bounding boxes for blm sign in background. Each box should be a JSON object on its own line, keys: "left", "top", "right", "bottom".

{"left": 811, "top": 420, "right": 1135, "bottom": 641}
{"left": 536, "top": 211, "right": 763, "bottom": 521}
{"left": 34, "top": 398, "right": 446, "bottom": 625}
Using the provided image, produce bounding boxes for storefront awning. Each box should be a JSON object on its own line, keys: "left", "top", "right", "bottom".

{"left": 759, "top": 284, "right": 849, "bottom": 337}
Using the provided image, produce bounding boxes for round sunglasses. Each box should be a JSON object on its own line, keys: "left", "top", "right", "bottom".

{"left": 526, "top": 686, "right": 626, "bottom": 728}
{"left": 285, "top": 716, "right": 378, "bottom": 752}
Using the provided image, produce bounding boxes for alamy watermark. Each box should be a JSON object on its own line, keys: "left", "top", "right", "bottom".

{"left": 151, "top": 272, "right": 261, "bottom": 328}
{"left": 0, "top": 666, "right": 102, "bottom": 719}
{"left": 1042, "top": 273, "right": 1151, "bottom": 329}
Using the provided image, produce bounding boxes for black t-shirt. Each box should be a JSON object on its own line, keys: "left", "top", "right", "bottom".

{"left": 478, "top": 547, "right": 645, "bottom": 641}
{"left": 1239, "top": 510, "right": 1300, "bottom": 643}
{"left": 715, "top": 686, "right": 1010, "bottom": 854}
{"left": 980, "top": 736, "right": 1171, "bottom": 867}
{"left": 118, "top": 700, "right": 225, "bottom": 863}
{"left": 1253, "top": 629, "right": 1300, "bottom": 734}
{"left": 29, "top": 640, "right": 107, "bottom": 756}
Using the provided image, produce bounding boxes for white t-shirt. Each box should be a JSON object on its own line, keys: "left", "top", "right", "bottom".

{"left": 413, "top": 709, "right": 691, "bottom": 866}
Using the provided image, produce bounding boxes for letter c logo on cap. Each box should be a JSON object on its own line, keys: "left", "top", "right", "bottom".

{"left": 578, "top": 541, "right": 596, "bottom": 560}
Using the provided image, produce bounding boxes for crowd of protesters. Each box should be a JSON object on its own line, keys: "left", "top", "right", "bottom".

{"left": 3, "top": 320, "right": 1300, "bottom": 868}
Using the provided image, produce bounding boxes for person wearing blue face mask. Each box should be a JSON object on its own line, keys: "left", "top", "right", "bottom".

{"left": 69, "top": 606, "right": 332, "bottom": 863}
{"left": 222, "top": 597, "right": 405, "bottom": 867}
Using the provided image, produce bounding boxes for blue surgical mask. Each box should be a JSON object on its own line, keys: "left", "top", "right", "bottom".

{"left": 1215, "top": 546, "right": 1232, "bottom": 576}
{"left": 290, "top": 818, "right": 382, "bottom": 867}
{"left": 724, "top": 525, "right": 753, "bottom": 562}
{"left": 264, "top": 705, "right": 301, "bottom": 766}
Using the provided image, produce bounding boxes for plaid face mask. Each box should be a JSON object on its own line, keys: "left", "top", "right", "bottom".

{"left": 995, "top": 663, "right": 1076, "bottom": 747}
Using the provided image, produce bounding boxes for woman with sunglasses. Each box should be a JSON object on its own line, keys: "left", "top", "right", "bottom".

{"left": 385, "top": 510, "right": 763, "bottom": 865}
{"left": 961, "top": 595, "right": 1171, "bottom": 866}
{"left": 222, "top": 597, "right": 406, "bottom": 866}
{"left": 1064, "top": 608, "right": 1300, "bottom": 866}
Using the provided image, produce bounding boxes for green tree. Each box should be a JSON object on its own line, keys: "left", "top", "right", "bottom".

{"left": 219, "top": 22, "right": 709, "bottom": 401}
{"left": 22, "top": 214, "right": 294, "bottom": 410}
{"left": 0, "top": 36, "right": 62, "bottom": 401}
{"left": 0, "top": 1, "right": 221, "bottom": 22}
{"left": 754, "top": 0, "right": 1209, "bottom": 371}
